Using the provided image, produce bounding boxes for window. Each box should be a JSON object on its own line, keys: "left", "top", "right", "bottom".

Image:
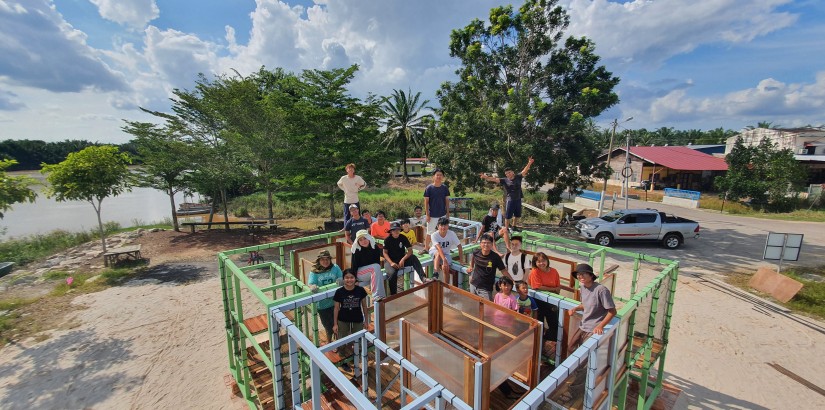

{"left": 635, "top": 214, "right": 657, "bottom": 224}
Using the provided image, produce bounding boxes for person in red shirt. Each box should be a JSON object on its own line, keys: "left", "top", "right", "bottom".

{"left": 528, "top": 252, "right": 561, "bottom": 341}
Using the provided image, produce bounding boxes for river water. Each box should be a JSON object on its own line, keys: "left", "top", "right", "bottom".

{"left": 1, "top": 171, "right": 191, "bottom": 239}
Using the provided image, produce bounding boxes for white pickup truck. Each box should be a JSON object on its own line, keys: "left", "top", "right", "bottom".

{"left": 575, "top": 208, "right": 700, "bottom": 249}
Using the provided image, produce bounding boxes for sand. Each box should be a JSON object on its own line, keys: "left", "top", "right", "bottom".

{"left": 1, "top": 227, "right": 824, "bottom": 409}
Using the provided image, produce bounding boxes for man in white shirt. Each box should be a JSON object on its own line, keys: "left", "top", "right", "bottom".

{"left": 336, "top": 163, "right": 366, "bottom": 224}
{"left": 429, "top": 217, "right": 462, "bottom": 281}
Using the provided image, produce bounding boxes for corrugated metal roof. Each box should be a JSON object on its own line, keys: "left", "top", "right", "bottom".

{"left": 623, "top": 146, "right": 729, "bottom": 171}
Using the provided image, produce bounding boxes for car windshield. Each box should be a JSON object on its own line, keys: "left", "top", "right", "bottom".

{"left": 600, "top": 211, "right": 625, "bottom": 222}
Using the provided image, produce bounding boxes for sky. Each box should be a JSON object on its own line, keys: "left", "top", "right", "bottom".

{"left": 0, "top": 0, "right": 823, "bottom": 144}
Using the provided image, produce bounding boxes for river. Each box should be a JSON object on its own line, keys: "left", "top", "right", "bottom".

{"left": 1, "top": 171, "right": 193, "bottom": 239}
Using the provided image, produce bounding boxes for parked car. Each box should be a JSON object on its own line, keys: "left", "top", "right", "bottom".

{"left": 575, "top": 209, "right": 700, "bottom": 249}
{"left": 633, "top": 180, "right": 664, "bottom": 190}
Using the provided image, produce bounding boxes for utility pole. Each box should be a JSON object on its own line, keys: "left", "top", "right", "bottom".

{"left": 624, "top": 130, "right": 631, "bottom": 209}
{"left": 598, "top": 117, "right": 632, "bottom": 216}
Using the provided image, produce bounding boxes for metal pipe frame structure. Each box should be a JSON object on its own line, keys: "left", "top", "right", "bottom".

{"left": 219, "top": 226, "right": 678, "bottom": 410}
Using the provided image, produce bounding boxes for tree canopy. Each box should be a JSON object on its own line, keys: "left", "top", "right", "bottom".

{"left": 715, "top": 137, "right": 808, "bottom": 212}
{"left": 380, "top": 88, "right": 432, "bottom": 182}
{"left": 41, "top": 145, "right": 132, "bottom": 251}
{"left": 430, "top": 0, "right": 619, "bottom": 202}
{"left": 0, "top": 159, "right": 37, "bottom": 219}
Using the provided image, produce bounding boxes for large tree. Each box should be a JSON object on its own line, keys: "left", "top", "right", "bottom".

{"left": 123, "top": 121, "right": 191, "bottom": 231}
{"left": 380, "top": 89, "right": 432, "bottom": 182}
{"left": 41, "top": 146, "right": 132, "bottom": 252}
{"left": 0, "top": 159, "right": 37, "bottom": 219}
{"left": 430, "top": 0, "right": 619, "bottom": 202}
{"left": 715, "top": 137, "right": 808, "bottom": 212}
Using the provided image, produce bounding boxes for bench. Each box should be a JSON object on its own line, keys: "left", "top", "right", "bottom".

{"left": 180, "top": 221, "right": 278, "bottom": 233}
{"left": 103, "top": 244, "right": 142, "bottom": 267}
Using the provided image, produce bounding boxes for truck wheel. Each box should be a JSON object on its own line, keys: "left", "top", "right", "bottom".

{"left": 595, "top": 232, "right": 614, "bottom": 247}
{"left": 662, "top": 233, "right": 682, "bottom": 249}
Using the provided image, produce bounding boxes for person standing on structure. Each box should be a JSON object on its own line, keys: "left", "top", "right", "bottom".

{"left": 423, "top": 169, "right": 450, "bottom": 251}
{"left": 480, "top": 157, "right": 534, "bottom": 230}
{"left": 337, "top": 163, "right": 366, "bottom": 224}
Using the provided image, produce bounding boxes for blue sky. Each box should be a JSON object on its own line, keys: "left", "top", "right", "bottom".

{"left": 1, "top": 0, "right": 823, "bottom": 144}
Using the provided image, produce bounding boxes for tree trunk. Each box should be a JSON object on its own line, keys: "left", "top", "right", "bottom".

{"left": 92, "top": 199, "right": 107, "bottom": 253}
{"left": 267, "top": 189, "right": 274, "bottom": 223}
{"left": 401, "top": 138, "right": 409, "bottom": 183}
{"left": 169, "top": 185, "right": 179, "bottom": 232}
{"left": 329, "top": 186, "right": 336, "bottom": 222}
{"left": 207, "top": 195, "right": 218, "bottom": 230}
{"left": 221, "top": 188, "right": 230, "bottom": 231}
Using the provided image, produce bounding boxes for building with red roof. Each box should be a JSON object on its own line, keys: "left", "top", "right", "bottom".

{"left": 597, "top": 146, "right": 728, "bottom": 192}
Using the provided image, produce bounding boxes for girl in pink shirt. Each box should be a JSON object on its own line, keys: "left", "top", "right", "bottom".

{"left": 492, "top": 276, "right": 518, "bottom": 327}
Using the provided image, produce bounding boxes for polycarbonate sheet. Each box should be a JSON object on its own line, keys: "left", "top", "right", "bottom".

{"left": 442, "top": 304, "right": 482, "bottom": 351}
{"left": 594, "top": 334, "right": 612, "bottom": 377}
{"left": 407, "top": 324, "right": 470, "bottom": 398}
{"left": 548, "top": 357, "right": 588, "bottom": 408}
{"left": 384, "top": 288, "right": 429, "bottom": 324}
{"left": 385, "top": 307, "right": 430, "bottom": 348}
{"left": 654, "top": 274, "right": 673, "bottom": 342}
{"left": 442, "top": 287, "right": 481, "bottom": 319}
{"left": 489, "top": 331, "right": 536, "bottom": 389}
{"left": 614, "top": 318, "right": 630, "bottom": 369}
{"left": 632, "top": 287, "right": 655, "bottom": 352}
{"left": 481, "top": 304, "right": 531, "bottom": 337}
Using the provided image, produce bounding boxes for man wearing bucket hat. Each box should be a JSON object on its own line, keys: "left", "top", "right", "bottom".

{"left": 568, "top": 263, "right": 617, "bottom": 342}
{"left": 382, "top": 221, "right": 427, "bottom": 295}
{"left": 307, "top": 250, "right": 343, "bottom": 343}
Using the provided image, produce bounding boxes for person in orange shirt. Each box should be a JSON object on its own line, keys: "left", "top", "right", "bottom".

{"left": 369, "top": 210, "right": 391, "bottom": 239}
{"left": 528, "top": 252, "right": 561, "bottom": 341}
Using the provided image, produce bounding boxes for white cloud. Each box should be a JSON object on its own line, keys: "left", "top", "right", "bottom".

{"left": 0, "top": 89, "right": 25, "bottom": 110}
{"left": 564, "top": 0, "right": 798, "bottom": 66}
{"left": 89, "top": 0, "right": 158, "bottom": 29}
{"left": 0, "top": 0, "right": 126, "bottom": 92}
{"left": 647, "top": 72, "right": 825, "bottom": 125}
{"left": 143, "top": 26, "right": 220, "bottom": 90}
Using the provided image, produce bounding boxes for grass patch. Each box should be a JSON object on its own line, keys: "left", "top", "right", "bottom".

{"left": 0, "top": 298, "right": 37, "bottom": 346}
{"left": 725, "top": 265, "right": 825, "bottom": 320}
{"left": 48, "top": 267, "right": 139, "bottom": 297}
{"left": 0, "top": 223, "right": 122, "bottom": 267}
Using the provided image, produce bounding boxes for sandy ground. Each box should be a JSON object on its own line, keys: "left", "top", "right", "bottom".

{"left": 1, "top": 214, "right": 825, "bottom": 409}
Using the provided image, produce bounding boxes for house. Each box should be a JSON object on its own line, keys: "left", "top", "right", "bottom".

{"left": 686, "top": 143, "right": 726, "bottom": 156}
{"left": 597, "top": 146, "right": 728, "bottom": 192}
{"left": 393, "top": 158, "right": 427, "bottom": 177}
{"left": 725, "top": 127, "right": 825, "bottom": 184}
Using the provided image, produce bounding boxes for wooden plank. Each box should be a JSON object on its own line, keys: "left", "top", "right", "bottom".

{"left": 749, "top": 267, "right": 804, "bottom": 303}
{"left": 243, "top": 313, "right": 269, "bottom": 335}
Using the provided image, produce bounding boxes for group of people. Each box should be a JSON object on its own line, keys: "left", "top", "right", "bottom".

{"left": 320, "top": 161, "right": 616, "bottom": 373}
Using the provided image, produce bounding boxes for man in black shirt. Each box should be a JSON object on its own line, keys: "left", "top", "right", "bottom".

{"left": 344, "top": 205, "right": 370, "bottom": 245}
{"left": 479, "top": 156, "right": 534, "bottom": 230}
{"left": 382, "top": 222, "right": 426, "bottom": 294}
{"left": 475, "top": 203, "right": 505, "bottom": 245}
{"left": 469, "top": 234, "right": 507, "bottom": 301}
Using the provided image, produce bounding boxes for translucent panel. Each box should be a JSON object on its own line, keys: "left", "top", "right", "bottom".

{"left": 614, "top": 318, "right": 630, "bottom": 369}
{"left": 489, "top": 331, "right": 537, "bottom": 389}
{"left": 385, "top": 307, "right": 430, "bottom": 348}
{"left": 632, "top": 287, "right": 655, "bottom": 354}
{"left": 481, "top": 304, "right": 531, "bottom": 340}
{"left": 442, "top": 304, "right": 482, "bottom": 351}
{"left": 594, "top": 334, "right": 612, "bottom": 377}
{"left": 443, "top": 287, "right": 481, "bottom": 319}
{"left": 654, "top": 274, "right": 673, "bottom": 342}
{"left": 406, "top": 323, "right": 471, "bottom": 398}
{"left": 548, "top": 357, "right": 588, "bottom": 408}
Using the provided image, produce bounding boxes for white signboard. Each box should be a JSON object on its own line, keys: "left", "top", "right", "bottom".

{"left": 763, "top": 232, "right": 803, "bottom": 261}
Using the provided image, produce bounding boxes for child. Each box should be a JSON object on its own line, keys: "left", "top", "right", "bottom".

{"left": 370, "top": 210, "right": 391, "bottom": 239}
{"left": 383, "top": 221, "right": 427, "bottom": 294}
{"left": 400, "top": 218, "right": 418, "bottom": 245}
{"left": 333, "top": 269, "right": 369, "bottom": 371}
{"left": 429, "top": 217, "right": 462, "bottom": 281}
{"left": 568, "top": 263, "right": 617, "bottom": 342}
{"left": 515, "top": 281, "right": 538, "bottom": 319}
{"left": 492, "top": 276, "right": 521, "bottom": 400}
{"left": 307, "top": 250, "right": 343, "bottom": 344}
{"left": 503, "top": 229, "right": 531, "bottom": 282}
{"left": 361, "top": 209, "right": 377, "bottom": 223}
{"left": 350, "top": 230, "right": 386, "bottom": 300}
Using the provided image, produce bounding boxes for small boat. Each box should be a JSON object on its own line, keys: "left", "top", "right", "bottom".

{"left": 0, "top": 262, "right": 14, "bottom": 277}
{"left": 176, "top": 202, "right": 214, "bottom": 215}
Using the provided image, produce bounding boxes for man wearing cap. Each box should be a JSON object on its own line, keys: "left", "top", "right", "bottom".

{"left": 568, "top": 263, "right": 617, "bottom": 341}
{"left": 475, "top": 203, "right": 505, "bottom": 245}
{"left": 307, "top": 250, "right": 343, "bottom": 343}
{"left": 344, "top": 205, "right": 371, "bottom": 245}
{"left": 382, "top": 221, "right": 426, "bottom": 295}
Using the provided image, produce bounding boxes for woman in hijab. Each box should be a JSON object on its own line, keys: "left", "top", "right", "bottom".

{"left": 350, "top": 229, "right": 386, "bottom": 300}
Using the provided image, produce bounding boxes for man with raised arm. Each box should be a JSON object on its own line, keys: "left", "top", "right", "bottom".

{"left": 480, "top": 156, "right": 534, "bottom": 231}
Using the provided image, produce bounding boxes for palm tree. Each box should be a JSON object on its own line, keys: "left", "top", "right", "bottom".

{"left": 380, "top": 89, "right": 432, "bottom": 182}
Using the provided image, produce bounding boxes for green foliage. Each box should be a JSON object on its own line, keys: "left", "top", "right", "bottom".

{"left": 432, "top": 0, "right": 619, "bottom": 203}
{"left": 0, "top": 139, "right": 99, "bottom": 170}
{"left": 0, "top": 159, "right": 37, "bottom": 218}
{"left": 0, "top": 224, "right": 122, "bottom": 266}
{"left": 41, "top": 146, "right": 132, "bottom": 252}
{"left": 380, "top": 89, "right": 432, "bottom": 181}
{"left": 715, "top": 137, "right": 808, "bottom": 212}
{"left": 782, "top": 267, "right": 825, "bottom": 319}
